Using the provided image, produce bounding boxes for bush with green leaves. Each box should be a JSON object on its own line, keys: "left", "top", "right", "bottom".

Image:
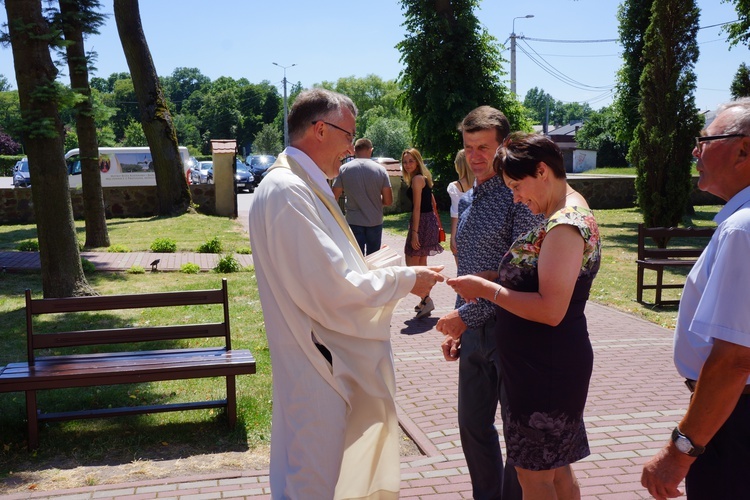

{"left": 214, "top": 254, "right": 241, "bottom": 273}
{"left": 81, "top": 258, "right": 96, "bottom": 274}
{"left": 17, "top": 240, "right": 39, "bottom": 252}
{"left": 150, "top": 238, "right": 177, "bottom": 253}
{"left": 127, "top": 265, "right": 145, "bottom": 274}
{"left": 197, "top": 236, "right": 222, "bottom": 253}
{"left": 180, "top": 262, "right": 201, "bottom": 274}
{"left": 107, "top": 244, "right": 130, "bottom": 253}
{"left": 236, "top": 246, "right": 251, "bottom": 255}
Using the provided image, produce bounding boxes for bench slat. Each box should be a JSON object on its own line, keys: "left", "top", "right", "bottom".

{"left": 28, "top": 288, "right": 225, "bottom": 315}
{"left": 0, "top": 349, "right": 255, "bottom": 391}
{"left": 32, "top": 323, "right": 227, "bottom": 349}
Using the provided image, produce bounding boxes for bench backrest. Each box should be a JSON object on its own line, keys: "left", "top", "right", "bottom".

{"left": 637, "top": 223, "right": 715, "bottom": 260}
{"left": 25, "top": 278, "right": 231, "bottom": 366}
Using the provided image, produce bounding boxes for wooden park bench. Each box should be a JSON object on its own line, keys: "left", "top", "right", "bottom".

{"left": 0, "top": 278, "right": 255, "bottom": 449}
{"left": 636, "top": 224, "right": 715, "bottom": 306}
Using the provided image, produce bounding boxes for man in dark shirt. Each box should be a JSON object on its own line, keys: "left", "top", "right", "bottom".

{"left": 437, "top": 106, "right": 542, "bottom": 500}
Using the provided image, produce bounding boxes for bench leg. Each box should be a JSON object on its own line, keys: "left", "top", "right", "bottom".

{"left": 637, "top": 264, "right": 645, "bottom": 304}
{"left": 25, "top": 390, "right": 39, "bottom": 450}
{"left": 655, "top": 267, "right": 664, "bottom": 306}
{"left": 226, "top": 375, "right": 237, "bottom": 428}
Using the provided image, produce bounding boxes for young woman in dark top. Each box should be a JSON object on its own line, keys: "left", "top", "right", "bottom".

{"left": 401, "top": 148, "right": 444, "bottom": 318}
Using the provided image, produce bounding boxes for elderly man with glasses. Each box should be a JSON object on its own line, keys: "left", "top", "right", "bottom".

{"left": 248, "top": 88, "right": 444, "bottom": 499}
{"left": 642, "top": 98, "right": 750, "bottom": 499}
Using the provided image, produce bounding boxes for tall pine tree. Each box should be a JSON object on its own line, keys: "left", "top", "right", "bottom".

{"left": 630, "top": 0, "right": 702, "bottom": 228}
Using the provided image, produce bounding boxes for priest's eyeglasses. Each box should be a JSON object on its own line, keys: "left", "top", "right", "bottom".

{"left": 312, "top": 120, "right": 355, "bottom": 144}
{"left": 695, "top": 134, "right": 748, "bottom": 153}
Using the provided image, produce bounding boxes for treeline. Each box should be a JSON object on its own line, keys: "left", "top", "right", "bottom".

{"left": 0, "top": 69, "right": 416, "bottom": 160}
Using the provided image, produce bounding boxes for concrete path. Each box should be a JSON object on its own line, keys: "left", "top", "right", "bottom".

{"left": 0, "top": 218, "right": 686, "bottom": 499}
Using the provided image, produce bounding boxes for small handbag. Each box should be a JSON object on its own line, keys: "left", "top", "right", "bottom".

{"left": 432, "top": 194, "right": 446, "bottom": 242}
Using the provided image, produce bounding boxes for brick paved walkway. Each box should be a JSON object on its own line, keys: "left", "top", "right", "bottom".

{"left": 0, "top": 217, "right": 686, "bottom": 499}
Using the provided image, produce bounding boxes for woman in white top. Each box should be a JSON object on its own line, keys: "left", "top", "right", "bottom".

{"left": 446, "top": 149, "right": 475, "bottom": 264}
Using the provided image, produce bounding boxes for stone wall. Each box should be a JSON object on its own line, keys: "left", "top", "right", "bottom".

{"left": 0, "top": 185, "right": 216, "bottom": 224}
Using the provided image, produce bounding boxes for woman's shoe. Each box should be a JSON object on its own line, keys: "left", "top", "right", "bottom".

{"left": 415, "top": 297, "right": 434, "bottom": 319}
{"left": 414, "top": 298, "right": 426, "bottom": 312}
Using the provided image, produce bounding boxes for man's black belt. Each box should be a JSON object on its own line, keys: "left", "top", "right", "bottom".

{"left": 685, "top": 378, "right": 750, "bottom": 395}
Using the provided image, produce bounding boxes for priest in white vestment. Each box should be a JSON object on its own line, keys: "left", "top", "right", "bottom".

{"left": 248, "top": 88, "right": 444, "bottom": 500}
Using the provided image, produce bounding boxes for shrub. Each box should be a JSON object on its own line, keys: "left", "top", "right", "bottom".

{"left": 80, "top": 258, "right": 96, "bottom": 274}
{"left": 214, "top": 254, "right": 241, "bottom": 273}
{"left": 127, "top": 265, "right": 145, "bottom": 274}
{"left": 17, "top": 240, "right": 39, "bottom": 252}
{"left": 197, "top": 236, "right": 222, "bottom": 253}
{"left": 107, "top": 244, "right": 130, "bottom": 253}
{"left": 150, "top": 238, "right": 177, "bottom": 253}
{"left": 236, "top": 246, "right": 252, "bottom": 255}
{"left": 180, "top": 262, "right": 201, "bottom": 274}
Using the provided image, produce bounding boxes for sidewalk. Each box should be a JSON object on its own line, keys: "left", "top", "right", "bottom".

{"left": 0, "top": 221, "right": 686, "bottom": 499}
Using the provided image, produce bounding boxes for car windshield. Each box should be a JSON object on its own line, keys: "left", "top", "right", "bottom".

{"left": 236, "top": 163, "right": 249, "bottom": 173}
{"left": 250, "top": 155, "right": 276, "bottom": 167}
{"left": 19, "top": 161, "right": 29, "bottom": 172}
{"left": 200, "top": 162, "right": 212, "bottom": 170}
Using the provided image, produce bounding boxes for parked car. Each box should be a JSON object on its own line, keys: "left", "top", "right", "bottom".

{"left": 247, "top": 154, "right": 276, "bottom": 187}
{"left": 185, "top": 156, "right": 199, "bottom": 184}
{"left": 191, "top": 161, "right": 213, "bottom": 184}
{"left": 12, "top": 158, "right": 30, "bottom": 188}
{"left": 234, "top": 160, "right": 254, "bottom": 193}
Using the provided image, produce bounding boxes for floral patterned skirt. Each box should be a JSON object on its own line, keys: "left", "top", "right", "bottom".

{"left": 404, "top": 211, "right": 444, "bottom": 257}
{"left": 496, "top": 309, "right": 593, "bottom": 470}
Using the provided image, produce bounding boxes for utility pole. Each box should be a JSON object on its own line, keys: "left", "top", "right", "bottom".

{"left": 273, "top": 62, "right": 296, "bottom": 148}
{"left": 510, "top": 15, "right": 534, "bottom": 95}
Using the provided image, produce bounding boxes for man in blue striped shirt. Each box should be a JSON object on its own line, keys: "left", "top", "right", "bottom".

{"left": 437, "top": 106, "right": 542, "bottom": 500}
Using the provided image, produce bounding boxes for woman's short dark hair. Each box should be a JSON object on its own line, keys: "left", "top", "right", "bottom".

{"left": 495, "top": 132, "right": 566, "bottom": 181}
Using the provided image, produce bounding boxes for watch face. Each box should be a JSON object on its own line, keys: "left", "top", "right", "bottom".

{"left": 674, "top": 435, "right": 693, "bottom": 454}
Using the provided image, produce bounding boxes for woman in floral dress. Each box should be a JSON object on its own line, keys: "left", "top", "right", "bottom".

{"left": 447, "top": 132, "right": 601, "bottom": 499}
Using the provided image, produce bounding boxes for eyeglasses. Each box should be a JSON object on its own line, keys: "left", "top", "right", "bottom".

{"left": 312, "top": 120, "right": 355, "bottom": 144}
{"left": 695, "top": 134, "right": 748, "bottom": 153}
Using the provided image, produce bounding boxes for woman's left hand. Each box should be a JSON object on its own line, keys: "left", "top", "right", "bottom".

{"left": 446, "top": 275, "right": 490, "bottom": 304}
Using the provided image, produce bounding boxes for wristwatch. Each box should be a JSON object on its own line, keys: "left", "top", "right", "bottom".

{"left": 671, "top": 427, "right": 705, "bottom": 457}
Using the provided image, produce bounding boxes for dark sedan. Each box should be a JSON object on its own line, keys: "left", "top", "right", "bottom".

{"left": 247, "top": 154, "right": 276, "bottom": 187}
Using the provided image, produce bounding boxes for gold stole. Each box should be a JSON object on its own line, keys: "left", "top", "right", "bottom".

{"left": 270, "top": 154, "right": 365, "bottom": 262}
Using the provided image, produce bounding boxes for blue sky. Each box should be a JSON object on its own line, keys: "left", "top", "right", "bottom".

{"left": 0, "top": 0, "right": 745, "bottom": 112}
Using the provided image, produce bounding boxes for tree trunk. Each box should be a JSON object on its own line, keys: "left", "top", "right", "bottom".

{"left": 60, "top": 0, "right": 110, "bottom": 248}
{"left": 113, "top": 0, "right": 191, "bottom": 215}
{"left": 5, "top": 0, "right": 94, "bottom": 297}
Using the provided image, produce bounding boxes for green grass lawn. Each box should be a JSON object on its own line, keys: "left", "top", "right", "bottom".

{"left": 0, "top": 205, "right": 721, "bottom": 477}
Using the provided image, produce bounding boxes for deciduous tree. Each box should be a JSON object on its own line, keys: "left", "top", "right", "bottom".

{"left": 58, "top": 0, "right": 110, "bottom": 248}
{"left": 4, "top": 0, "right": 93, "bottom": 297}
{"left": 113, "top": 0, "right": 190, "bottom": 215}
{"left": 397, "top": 0, "right": 528, "bottom": 180}
{"left": 731, "top": 62, "right": 750, "bottom": 98}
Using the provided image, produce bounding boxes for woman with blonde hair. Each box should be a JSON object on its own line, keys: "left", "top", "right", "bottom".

{"left": 447, "top": 149, "right": 474, "bottom": 263}
{"left": 402, "top": 147, "right": 443, "bottom": 318}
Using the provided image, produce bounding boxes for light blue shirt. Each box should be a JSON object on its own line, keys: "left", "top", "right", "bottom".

{"left": 674, "top": 184, "right": 750, "bottom": 382}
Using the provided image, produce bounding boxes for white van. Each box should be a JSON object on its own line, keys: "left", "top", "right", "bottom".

{"left": 65, "top": 146, "right": 191, "bottom": 188}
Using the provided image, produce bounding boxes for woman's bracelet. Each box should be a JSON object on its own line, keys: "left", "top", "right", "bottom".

{"left": 493, "top": 286, "right": 502, "bottom": 303}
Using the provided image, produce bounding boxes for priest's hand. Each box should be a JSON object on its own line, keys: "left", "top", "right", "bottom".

{"left": 411, "top": 266, "right": 445, "bottom": 298}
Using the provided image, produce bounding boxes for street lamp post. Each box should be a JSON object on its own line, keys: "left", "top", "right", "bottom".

{"left": 510, "top": 15, "right": 534, "bottom": 95}
{"left": 273, "top": 62, "right": 296, "bottom": 148}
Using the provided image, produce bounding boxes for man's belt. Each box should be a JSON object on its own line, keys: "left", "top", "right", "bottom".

{"left": 685, "top": 378, "right": 750, "bottom": 395}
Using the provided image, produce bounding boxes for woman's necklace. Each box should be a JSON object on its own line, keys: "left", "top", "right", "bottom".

{"left": 546, "top": 189, "right": 575, "bottom": 218}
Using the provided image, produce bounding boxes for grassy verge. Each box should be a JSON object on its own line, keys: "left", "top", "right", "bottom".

{"left": 0, "top": 212, "right": 249, "bottom": 252}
